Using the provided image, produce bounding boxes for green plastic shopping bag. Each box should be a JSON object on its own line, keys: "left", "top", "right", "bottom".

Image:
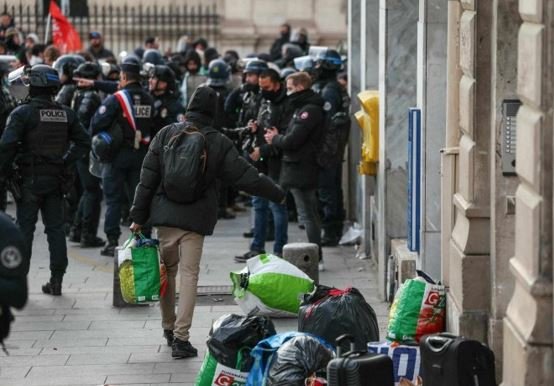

{"left": 117, "top": 233, "right": 161, "bottom": 304}
{"left": 195, "top": 348, "right": 250, "bottom": 386}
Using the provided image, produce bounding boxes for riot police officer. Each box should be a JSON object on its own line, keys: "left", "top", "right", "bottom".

{"left": 201, "top": 58, "right": 233, "bottom": 130}
{"left": 53, "top": 54, "right": 85, "bottom": 107}
{"left": 224, "top": 59, "right": 268, "bottom": 128}
{"left": 0, "top": 61, "right": 18, "bottom": 211}
{"left": 0, "top": 64, "right": 90, "bottom": 295}
{"left": 90, "top": 56, "right": 154, "bottom": 257}
{"left": 312, "top": 48, "right": 351, "bottom": 247}
{"left": 69, "top": 62, "right": 105, "bottom": 248}
{"left": 148, "top": 65, "right": 184, "bottom": 137}
{"left": 0, "top": 212, "right": 27, "bottom": 348}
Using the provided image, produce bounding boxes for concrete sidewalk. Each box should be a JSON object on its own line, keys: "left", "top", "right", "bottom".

{"left": 1, "top": 204, "right": 388, "bottom": 386}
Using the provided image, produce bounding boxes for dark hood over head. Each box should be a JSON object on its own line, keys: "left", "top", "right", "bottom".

{"left": 185, "top": 86, "right": 218, "bottom": 121}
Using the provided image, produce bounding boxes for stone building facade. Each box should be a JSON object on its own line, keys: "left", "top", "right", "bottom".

{"left": 348, "top": 0, "right": 552, "bottom": 383}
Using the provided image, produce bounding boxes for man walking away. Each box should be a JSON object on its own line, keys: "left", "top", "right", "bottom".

{"left": 129, "top": 86, "right": 285, "bottom": 359}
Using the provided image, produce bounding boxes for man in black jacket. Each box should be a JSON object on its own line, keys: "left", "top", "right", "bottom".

{"left": 264, "top": 72, "right": 325, "bottom": 270}
{"left": 129, "top": 86, "right": 285, "bottom": 359}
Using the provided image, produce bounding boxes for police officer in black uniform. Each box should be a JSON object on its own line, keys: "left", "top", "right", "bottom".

{"left": 148, "top": 65, "right": 184, "bottom": 138}
{"left": 312, "top": 48, "right": 351, "bottom": 247}
{"left": 90, "top": 56, "right": 154, "bottom": 257}
{"left": 69, "top": 62, "right": 105, "bottom": 248}
{"left": 53, "top": 54, "right": 85, "bottom": 107}
{"left": 0, "top": 64, "right": 90, "bottom": 295}
{"left": 0, "top": 212, "right": 27, "bottom": 349}
{"left": 0, "top": 61, "right": 18, "bottom": 212}
{"left": 224, "top": 59, "right": 268, "bottom": 129}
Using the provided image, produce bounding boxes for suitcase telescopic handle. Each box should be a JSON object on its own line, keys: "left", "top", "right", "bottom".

{"left": 336, "top": 334, "right": 356, "bottom": 357}
{"left": 426, "top": 334, "right": 456, "bottom": 353}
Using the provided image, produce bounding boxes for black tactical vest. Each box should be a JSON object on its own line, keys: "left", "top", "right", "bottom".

{"left": 25, "top": 105, "right": 69, "bottom": 164}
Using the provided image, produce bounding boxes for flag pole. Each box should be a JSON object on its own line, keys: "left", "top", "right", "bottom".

{"left": 44, "top": 12, "right": 52, "bottom": 45}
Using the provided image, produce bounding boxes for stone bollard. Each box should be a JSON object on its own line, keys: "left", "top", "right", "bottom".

{"left": 282, "top": 242, "right": 319, "bottom": 284}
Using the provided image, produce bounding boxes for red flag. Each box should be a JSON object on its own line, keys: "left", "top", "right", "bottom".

{"left": 49, "top": 0, "right": 82, "bottom": 53}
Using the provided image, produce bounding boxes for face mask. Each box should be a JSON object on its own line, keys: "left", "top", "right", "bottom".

{"left": 261, "top": 89, "right": 279, "bottom": 100}
{"left": 242, "top": 83, "right": 258, "bottom": 92}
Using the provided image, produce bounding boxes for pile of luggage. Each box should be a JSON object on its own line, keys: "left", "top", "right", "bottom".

{"left": 194, "top": 254, "right": 498, "bottom": 385}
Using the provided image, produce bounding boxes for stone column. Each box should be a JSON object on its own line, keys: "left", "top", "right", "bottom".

{"left": 416, "top": 0, "right": 447, "bottom": 280}
{"left": 447, "top": 0, "right": 492, "bottom": 341}
{"left": 378, "top": 0, "right": 418, "bottom": 298}
{"left": 488, "top": 0, "right": 519, "bottom": 379}
{"left": 502, "top": 0, "right": 553, "bottom": 384}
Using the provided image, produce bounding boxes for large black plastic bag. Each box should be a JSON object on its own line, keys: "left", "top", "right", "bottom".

{"left": 207, "top": 313, "right": 276, "bottom": 371}
{"left": 298, "top": 285, "right": 380, "bottom": 352}
{"left": 267, "top": 334, "right": 335, "bottom": 386}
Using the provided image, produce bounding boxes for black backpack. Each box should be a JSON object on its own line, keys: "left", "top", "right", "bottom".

{"left": 161, "top": 123, "right": 209, "bottom": 203}
{"left": 316, "top": 82, "right": 351, "bottom": 169}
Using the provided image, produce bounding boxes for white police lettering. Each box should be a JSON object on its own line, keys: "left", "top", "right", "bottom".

{"left": 134, "top": 105, "right": 151, "bottom": 118}
{"left": 0, "top": 246, "right": 22, "bottom": 270}
{"left": 39, "top": 109, "right": 68, "bottom": 123}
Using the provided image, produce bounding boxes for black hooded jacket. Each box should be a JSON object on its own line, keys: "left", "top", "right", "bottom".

{"left": 130, "top": 86, "right": 286, "bottom": 235}
{"left": 271, "top": 89, "right": 324, "bottom": 190}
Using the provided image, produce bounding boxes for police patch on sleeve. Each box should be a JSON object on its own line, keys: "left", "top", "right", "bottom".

{"left": 323, "top": 101, "right": 332, "bottom": 111}
{"left": 0, "top": 246, "right": 22, "bottom": 270}
{"left": 300, "top": 111, "right": 309, "bottom": 120}
{"left": 98, "top": 105, "right": 107, "bottom": 115}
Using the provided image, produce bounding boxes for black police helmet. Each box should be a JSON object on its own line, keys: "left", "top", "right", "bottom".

{"left": 53, "top": 54, "right": 85, "bottom": 79}
{"left": 142, "top": 49, "right": 164, "bottom": 65}
{"left": 74, "top": 62, "right": 101, "bottom": 80}
{"left": 150, "top": 65, "right": 176, "bottom": 83}
{"left": 315, "top": 48, "right": 343, "bottom": 71}
{"left": 207, "top": 59, "right": 230, "bottom": 86}
{"left": 28, "top": 64, "right": 61, "bottom": 89}
{"left": 244, "top": 59, "right": 268, "bottom": 75}
{"left": 120, "top": 55, "right": 141, "bottom": 75}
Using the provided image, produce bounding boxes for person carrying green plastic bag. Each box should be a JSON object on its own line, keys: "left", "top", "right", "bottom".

{"left": 231, "top": 254, "right": 315, "bottom": 317}
{"left": 118, "top": 233, "right": 162, "bottom": 304}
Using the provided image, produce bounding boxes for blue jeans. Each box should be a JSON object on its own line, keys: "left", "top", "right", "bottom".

{"left": 290, "top": 188, "right": 322, "bottom": 259}
{"left": 250, "top": 196, "right": 288, "bottom": 254}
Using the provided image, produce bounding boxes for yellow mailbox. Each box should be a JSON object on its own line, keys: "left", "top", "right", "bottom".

{"left": 356, "top": 90, "right": 379, "bottom": 175}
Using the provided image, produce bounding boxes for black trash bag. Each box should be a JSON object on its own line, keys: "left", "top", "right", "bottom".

{"left": 267, "top": 335, "right": 335, "bottom": 386}
{"left": 207, "top": 313, "right": 276, "bottom": 371}
{"left": 298, "top": 285, "right": 379, "bottom": 352}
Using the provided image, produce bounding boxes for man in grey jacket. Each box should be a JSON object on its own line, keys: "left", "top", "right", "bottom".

{"left": 130, "top": 86, "right": 285, "bottom": 359}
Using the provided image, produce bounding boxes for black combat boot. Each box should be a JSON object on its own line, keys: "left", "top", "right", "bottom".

{"left": 100, "top": 236, "right": 119, "bottom": 257}
{"left": 42, "top": 276, "right": 62, "bottom": 296}
{"left": 68, "top": 225, "right": 81, "bottom": 243}
{"left": 80, "top": 229, "right": 106, "bottom": 248}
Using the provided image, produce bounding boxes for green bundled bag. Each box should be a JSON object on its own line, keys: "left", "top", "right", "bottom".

{"left": 387, "top": 277, "right": 446, "bottom": 343}
{"left": 231, "top": 254, "right": 315, "bottom": 317}
{"left": 196, "top": 349, "right": 249, "bottom": 386}
{"left": 117, "top": 234, "right": 161, "bottom": 304}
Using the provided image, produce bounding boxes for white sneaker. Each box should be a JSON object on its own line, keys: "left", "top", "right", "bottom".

{"left": 318, "top": 261, "right": 326, "bottom": 272}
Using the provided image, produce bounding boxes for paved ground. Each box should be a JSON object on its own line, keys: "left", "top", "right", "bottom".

{"left": 1, "top": 202, "right": 388, "bottom": 386}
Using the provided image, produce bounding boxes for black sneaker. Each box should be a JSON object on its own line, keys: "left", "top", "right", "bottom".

{"left": 80, "top": 235, "right": 106, "bottom": 248}
{"left": 100, "top": 238, "right": 118, "bottom": 257}
{"left": 234, "top": 250, "right": 264, "bottom": 263}
{"left": 42, "top": 279, "right": 62, "bottom": 296}
{"left": 163, "top": 329, "right": 174, "bottom": 346}
{"left": 172, "top": 338, "right": 198, "bottom": 358}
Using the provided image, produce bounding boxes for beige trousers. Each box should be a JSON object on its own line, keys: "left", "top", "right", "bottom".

{"left": 156, "top": 226, "right": 204, "bottom": 341}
